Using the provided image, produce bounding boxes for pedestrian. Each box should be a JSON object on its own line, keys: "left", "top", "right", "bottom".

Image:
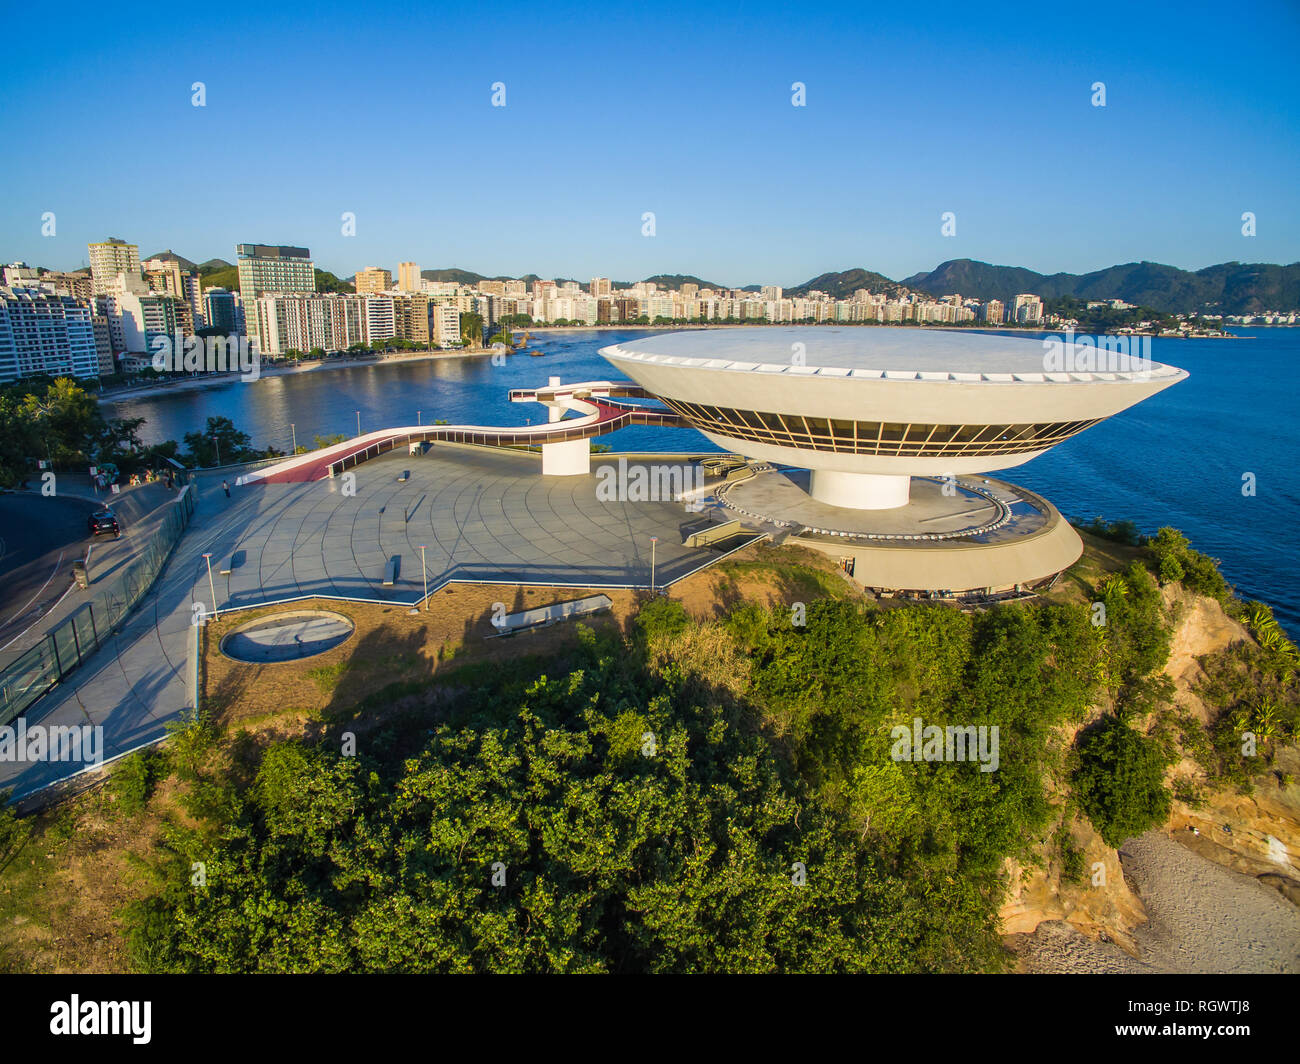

{"left": 222, "top": 479, "right": 230, "bottom": 498}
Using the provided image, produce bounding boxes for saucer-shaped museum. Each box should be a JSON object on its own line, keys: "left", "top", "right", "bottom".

{"left": 236, "top": 325, "right": 1188, "bottom": 601}
{"left": 600, "top": 327, "right": 1186, "bottom": 510}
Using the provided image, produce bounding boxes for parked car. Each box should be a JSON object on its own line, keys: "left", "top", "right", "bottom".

{"left": 88, "top": 509, "right": 120, "bottom": 537}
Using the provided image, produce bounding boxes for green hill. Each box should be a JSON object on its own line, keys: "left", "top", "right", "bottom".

{"left": 902, "top": 258, "right": 1300, "bottom": 315}
{"left": 787, "top": 268, "right": 912, "bottom": 301}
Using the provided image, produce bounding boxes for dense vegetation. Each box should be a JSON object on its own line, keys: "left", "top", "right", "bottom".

{"left": 0, "top": 376, "right": 280, "bottom": 484}
{"left": 116, "top": 548, "right": 1212, "bottom": 974}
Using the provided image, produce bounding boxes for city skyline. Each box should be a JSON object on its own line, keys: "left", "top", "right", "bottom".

{"left": 2, "top": 1, "right": 1298, "bottom": 284}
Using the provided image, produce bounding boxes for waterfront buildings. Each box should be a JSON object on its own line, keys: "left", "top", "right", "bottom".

{"left": 253, "top": 292, "right": 364, "bottom": 356}
{"left": 364, "top": 294, "right": 396, "bottom": 342}
{"left": 143, "top": 257, "right": 204, "bottom": 328}
{"left": 237, "top": 244, "right": 315, "bottom": 351}
{"left": 431, "top": 303, "right": 461, "bottom": 346}
{"left": 0, "top": 286, "right": 100, "bottom": 382}
{"left": 1012, "top": 293, "right": 1044, "bottom": 324}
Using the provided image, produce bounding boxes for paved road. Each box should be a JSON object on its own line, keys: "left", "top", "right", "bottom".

{"left": 0, "top": 482, "right": 176, "bottom": 670}
{"left": 0, "top": 493, "right": 98, "bottom": 651}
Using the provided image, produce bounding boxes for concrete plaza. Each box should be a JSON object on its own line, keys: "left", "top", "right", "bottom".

{"left": 0, "top": 445, "right": 734, "bottom": 802}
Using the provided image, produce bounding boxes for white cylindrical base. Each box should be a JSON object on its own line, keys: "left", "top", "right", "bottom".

{"left": 542, "top": 437, "right": 590, "bottom": 476}
{"left": 809, "top": 470, "right": 910, "bottom": 510}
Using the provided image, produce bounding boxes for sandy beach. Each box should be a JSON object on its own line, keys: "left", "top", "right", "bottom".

{"left": 1018, "top": 831, "right": 1300, "bottom": 973}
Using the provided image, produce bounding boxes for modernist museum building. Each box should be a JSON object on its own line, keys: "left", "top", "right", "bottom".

{"left": 241, "top": 327, "right": 1186, "bottom": 601}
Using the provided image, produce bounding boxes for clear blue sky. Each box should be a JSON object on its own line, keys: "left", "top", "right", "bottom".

{"left": 2, "top": 0, "right": 1297, "bottom": 287}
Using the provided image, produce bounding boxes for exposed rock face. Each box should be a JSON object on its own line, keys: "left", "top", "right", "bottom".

{"left": 999, "top": 819, "right": 1147, "bottom": 956}
{"left": 1160, "top": 584, "right": 1250, "bottom": 725}
{"left": 1159, "top": 584, "right": 1300, "bottom": 902}
{"left": 1004, "top": 584, "right": 1299, "bottom": 962}
{"left": 1170, "top": 745, "right": 1300, "bottom": 902}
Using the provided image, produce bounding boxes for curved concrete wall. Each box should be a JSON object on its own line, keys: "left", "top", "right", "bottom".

{"left": 794, "top": 492, "right": 1083, "bottom": 593}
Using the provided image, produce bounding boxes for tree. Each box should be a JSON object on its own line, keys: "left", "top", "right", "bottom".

{"left": 1072, "top": 716, "right": 1172, "bottom": 847}
{"left": 460, "top": 312, "right": 484, "bottom": 347}
{"left": 183, "top": 416, "right": 256, "bottom": 467}
{"left": 18, "top": 377, "right": 105, "bottom": 468}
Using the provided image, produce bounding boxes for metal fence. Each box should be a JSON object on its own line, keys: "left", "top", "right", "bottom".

{"left": 0, "top": 485, "right": 195, "bottom": 726}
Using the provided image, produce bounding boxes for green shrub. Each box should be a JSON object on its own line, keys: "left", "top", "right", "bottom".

{"left": 111, "top": 749, "right": 166, "bottom": 816}
{"left": 1072, "top": 716, "right": 1172, "bottom": 847}
{"left": 1147, "top": 527, "right": 1228, "bottom": 602}
{"left": 1054, "top": 825, "right": 1088, "bottom": 885}
{"left": 634, "top": 596, "right": 690, "bottom": 641}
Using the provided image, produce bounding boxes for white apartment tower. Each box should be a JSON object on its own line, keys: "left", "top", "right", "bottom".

{"left": 87, "top": 238, "right": 141, "bottom": 295}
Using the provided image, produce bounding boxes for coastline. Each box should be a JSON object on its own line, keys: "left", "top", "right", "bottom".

{"left": 99, "top": 347, "right": 498, "bottom": 405}
{"left": 527, "top": 323, "right": 1241, "bottom": 339}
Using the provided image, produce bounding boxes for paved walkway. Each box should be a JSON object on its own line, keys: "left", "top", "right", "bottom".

{"left": 0, "top": 446, "right": 737, "bottom": 802}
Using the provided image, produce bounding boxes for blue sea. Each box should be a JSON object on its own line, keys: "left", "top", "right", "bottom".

{"left": 106, "top": 326, "right": 1300, "bottom": 634}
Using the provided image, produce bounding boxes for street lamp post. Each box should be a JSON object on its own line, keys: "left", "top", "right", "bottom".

{"left": 290, "top": 423, "right": 297, "bottom": 454}
{"left": 417, "top": 545, "right": 428, "bottom": 610}
{"left": 356, "top": 410, "right": 361, "bottom": 437}
{"left": 417, "top": 410, "right": 422, "bottom": 426}
{"left": 202, "top": 552, "right": 219, "bottom": 620}
{"left": 650, "top": 536, "right": 658, "bottom": 594}
{"left": 212, "top": 434, "right": 221, "bottom": 466}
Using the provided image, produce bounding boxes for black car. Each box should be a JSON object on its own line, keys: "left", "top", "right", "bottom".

{"left": 88, "top": 510, "right": 120, "bottom": 537}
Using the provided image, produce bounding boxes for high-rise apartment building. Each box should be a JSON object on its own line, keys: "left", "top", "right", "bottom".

{"left": 589, "top": 277, "right": 612, "bottom": 298}
{"left": 204, "top": 288, "right": 239, "bottom": 334}
{"left": 355, "top": 267, "right": 393, "bottom": 295}
{"left": 430, "top": 304, "right": 461, "bottom": 346}
{"left": 364, "top": 295, "right": 396, "bottom": 343}
{"left": 392, "top": 293, "right": 430, "bottom": 345}
{"left": 398, "top": 262, "right": 421, "bottom": 292}
{"left": 88, "top": 238, "right": 141, "bottom": 295}
{"left": 1011, "top": 293, "right": 1043, "bottom": 324}
{"left": 91, "top": 314, "right": 114, "bottom": 375}
{"left": 237, "top": 244, "right": 315, "bottom": 350}
{"left": 0, "top": 286, "right": 101, "bottom": 382}
{"left": 252, "top": 293, "right": 364, "bottom": 356}
{"left": 983, "top": 299, "right": 1005, "bottom": 324}
{"left": 40, "top": 272, "right": 94, "bottom": 301}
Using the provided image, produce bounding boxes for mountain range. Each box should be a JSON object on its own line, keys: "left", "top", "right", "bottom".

{"left": 53, "top": 252, "right": 1300, "bottom": 315}
{"left": 899, "top": 259, "right": 1300, "bottom": 315}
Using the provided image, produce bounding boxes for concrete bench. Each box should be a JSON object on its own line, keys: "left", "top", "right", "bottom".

{"left": 397, "top": 469, "right": 410, "bottom": 482}
{"left": 382, "top": 556, "right": 399, "bottom": 586}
